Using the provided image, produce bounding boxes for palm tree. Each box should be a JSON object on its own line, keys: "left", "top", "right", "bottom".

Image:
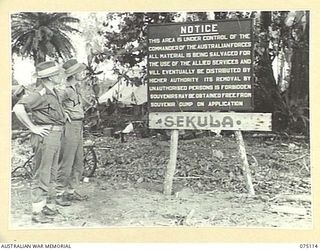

{"left": 11, "top": 12, "right": 80, "bottom": 65}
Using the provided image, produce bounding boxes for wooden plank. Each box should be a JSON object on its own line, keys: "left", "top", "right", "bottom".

{"left": 275, "top": 194, "right": 312, "bottom": 203}
{"left": 163, "top": 130, "right": 179, "bottom": 195}
{"left": 269, "top": 205, "right": 307, "bottom": 216}
{"left": 149, "top": 112, "right": 272, "bottom": 131}
{"left": 235, "top": 130, "right": 255, "bottom": 195}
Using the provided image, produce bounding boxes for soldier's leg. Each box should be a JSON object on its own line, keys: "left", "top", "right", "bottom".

{"left": 56, "top": 122, "right": 80, "bottom": 205}
{"left": 47, "top": 130, "right": 65, "bottom": 208}
{"left": 67, "top": 139, "right": 88, "bottom": 201}
{"left": 66, "top": 121, "right": 88, "bottom": 201}
{"left": 31, "top": 132, "right": 61, "bottom": 222}
{"left": 56, "top": 123, "right": 77, "bottom": 194}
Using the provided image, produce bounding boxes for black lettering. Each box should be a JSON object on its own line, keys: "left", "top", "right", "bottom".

{"left": 209, "top": 115, "right": 221, "bottom": 127}
{"left": 222, "top": 116, "right": 234, "bottom": 128}
{"left": 164, "top": 116, "right": 174, "bottom": 127}
{"left": 176, "top": 116, "right": 184, "bottom": 127}
{"left": 186, "top": 116, "right": 197, "bottom": 129}
{"left": 197, "top": 116, "right": 208, "bottom": 127}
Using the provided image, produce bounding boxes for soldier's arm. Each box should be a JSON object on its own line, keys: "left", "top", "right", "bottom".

{"left": 12, "top": 104, "right": 50, "bottom": 137}
{"left": 80, "top": 93, "right": 91, "bottom": 106}
{"left": 55, "top": 88, "right": 72, "bottom": 122}
{"left": 55, "top": 87, "right": 70, "bottom": 101}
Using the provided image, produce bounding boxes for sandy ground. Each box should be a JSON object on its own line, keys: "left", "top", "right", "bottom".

{"left": 10, "top": 134, "right": 312, "bottom": 229}
{"left": 11, "top": 177, "right": 311, "bottom": 229}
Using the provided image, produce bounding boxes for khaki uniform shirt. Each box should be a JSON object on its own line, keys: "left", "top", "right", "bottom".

{"left": 18, "top": 87, "right": 66, "bottom": 125}
{"left": 59, "top": 83, "right": 85, "bottom": 120}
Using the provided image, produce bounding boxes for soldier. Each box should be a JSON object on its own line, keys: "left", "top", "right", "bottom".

{"left": 13, "top": 61, "right": 66, "bottom": 223}
{"left": 55, "top": 59, "right": 88, "bottom": 205}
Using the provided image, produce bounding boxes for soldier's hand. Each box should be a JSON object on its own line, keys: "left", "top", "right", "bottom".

{"left": 30, "top": 125, "right": 51, "bottom": 137}
{"left": 66, "top": 113, "right": 71, "bottom": 123}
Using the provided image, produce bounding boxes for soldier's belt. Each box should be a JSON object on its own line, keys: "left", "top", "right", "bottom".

{"left": 46, "top": 125, "right": 64, "bottom": 131}
{"left": 70, "top": 118, "right": 83, "bottom": 121}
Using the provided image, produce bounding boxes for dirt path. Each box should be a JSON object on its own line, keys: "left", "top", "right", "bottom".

{"left": 10, "top": 134, "right": 311, "bottom": 229}
{"left": 10, "top": 177, "right": 312, "bottom": 229}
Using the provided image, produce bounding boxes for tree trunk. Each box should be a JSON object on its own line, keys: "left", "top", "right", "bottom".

{"left": 255, "top": 12, "right": 286, "bottom": 129}
{"left": 288, "top": 11, "right": 309, "bottom": 105}
{"left": 289, "top": 47, "right": 308, "bottom": 102}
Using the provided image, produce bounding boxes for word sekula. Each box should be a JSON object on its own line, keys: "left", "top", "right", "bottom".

{"left": 156, "top": 114, "right": 240, "bottom": 130}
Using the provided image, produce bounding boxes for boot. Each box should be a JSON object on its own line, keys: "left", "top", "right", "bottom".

{"left": 32, "top": 212, "right": 53, "bottom": 223}
{"left": 66, "top": 191, "right": 88, "bottom": 201}
{"left": 55, "top": 195, "right": 71, "bottom": 206}
{"left": 42, "top": 205, "right": 58, "bottom": 216}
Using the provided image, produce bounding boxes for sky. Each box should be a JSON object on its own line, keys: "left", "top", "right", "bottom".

{"left": 11, "top": 11, "right": 193, "bottom": 86}
{"left": 12, "top": 11, "right": 284, "bottom": 86}
{"left": 12, "top": 56, "right": 34, "bottom": 86}
{"left": 11, "top": 11, "right": 197, "bottom": 86}
{"left": 12, "top": 12, "right": 117, "bottom": 86}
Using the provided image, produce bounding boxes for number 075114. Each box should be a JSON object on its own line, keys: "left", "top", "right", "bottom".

{"left": 300, "top": 244, "right": 318, "bottom": 248}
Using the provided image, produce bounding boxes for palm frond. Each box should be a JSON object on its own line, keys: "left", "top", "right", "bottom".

{"left": 50, "top": 32, "right": 75, "bottom": 58}
{"left": 11, "top": 12, "right": 78, "bottom": 63}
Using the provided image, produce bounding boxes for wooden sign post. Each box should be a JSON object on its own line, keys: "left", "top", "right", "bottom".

{"left": 147, "top": 19, "right": 272, "bottom": 195}
{"left": 235, "top": 130, "right": 255, "bottom": 195}
{"left": 150, "top": 112, "right": 271, "bottom": 195}
{"left": 163, "top": 130, "right": 179, "bottom": 195}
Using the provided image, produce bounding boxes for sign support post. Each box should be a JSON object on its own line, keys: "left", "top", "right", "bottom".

{"left": 163, "top": 129, "right": 179, "bottom": 195}
{"left": 234, "top": 130, "right": 255, "bottom": 195}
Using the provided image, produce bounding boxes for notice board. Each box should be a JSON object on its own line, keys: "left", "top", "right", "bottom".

{"left": 147, "top": 19, "right": 254, "bottom": 112}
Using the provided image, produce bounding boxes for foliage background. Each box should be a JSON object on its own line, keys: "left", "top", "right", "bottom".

{"left": 2, "top": 0, "right": 319, "bottom": 243}
{"left": 11, "top": 11, "right": 309, "bottom": 135}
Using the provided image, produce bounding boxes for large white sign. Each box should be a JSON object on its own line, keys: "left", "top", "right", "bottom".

{"left": 149, "top": 112, "right": 272, "bottom": 131}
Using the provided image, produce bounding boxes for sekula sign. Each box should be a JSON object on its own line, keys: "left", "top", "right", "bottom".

{"left": 147, "top": 19, "right": 254, "bottom": 112}
{"left": 149, "top": 112, "right": 272, "bottom": 131}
